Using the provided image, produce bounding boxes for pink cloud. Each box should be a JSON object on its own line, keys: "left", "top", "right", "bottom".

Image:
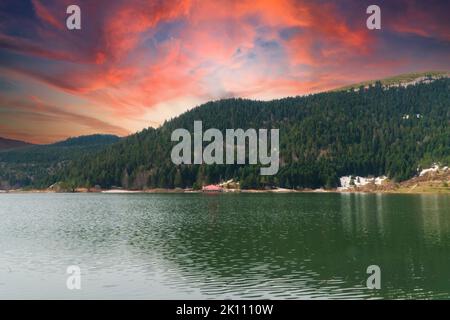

{"left": 31, "top": 0, "right": 64, "bottom": 30}
{"left": 0, "top": 0, "right": 449, "bottom": 143}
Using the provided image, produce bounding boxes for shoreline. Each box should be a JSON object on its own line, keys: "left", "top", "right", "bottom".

{"left": 2, "top": 187, "right": 449, "bottom": 195}
{"left": 2, "top": 171, "right": 449, "bottom": 195}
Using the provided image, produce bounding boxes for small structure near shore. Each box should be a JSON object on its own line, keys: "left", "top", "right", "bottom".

{"left": 219, "top": 179, "right": 240, "bottom": 190}
{"left": 202, "top": 184, "right": 223, "bottom": 192}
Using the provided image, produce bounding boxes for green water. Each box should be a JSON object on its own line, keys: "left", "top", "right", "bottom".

{"left": 0, "top": 193, "right": 449, "bottom": 299}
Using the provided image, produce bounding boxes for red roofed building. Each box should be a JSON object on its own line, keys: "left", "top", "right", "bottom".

{"left": 202, "top": 184, "right": 223, "bottom": 192}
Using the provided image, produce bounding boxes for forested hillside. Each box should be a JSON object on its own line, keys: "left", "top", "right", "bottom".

{"left": 0, "top": 134, "right": 120, "bottom": 189}
{"left": 58, "top": 77, "right": 449, "bottom": 190}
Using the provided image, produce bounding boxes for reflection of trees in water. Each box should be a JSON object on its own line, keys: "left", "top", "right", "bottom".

{"left": 205, "top": 193, "right": 220, "bottom": 227}
{"left": 339, "top": 193, "right": 450, "bottom": 295}
{"left": 419, "top": 194, "right": 450, "bottom": 245}
{"left": 123, "top": 194, "right": 450, "bottom": 298}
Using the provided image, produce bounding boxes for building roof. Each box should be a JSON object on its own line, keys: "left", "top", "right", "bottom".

{"left": 202, "top": 185, "right": 223, "bottom": 191}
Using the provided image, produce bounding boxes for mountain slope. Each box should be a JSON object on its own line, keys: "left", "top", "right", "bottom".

{"left": 59, "top": 76, "right": 450, "bottom": 190}
{"left": 0, "top": 134, "right": 120, "bottom": 189}
{"left": 0, "top": 137, "right": 33, "bottom": 151}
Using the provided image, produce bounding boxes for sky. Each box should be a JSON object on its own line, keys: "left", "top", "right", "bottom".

{"left": 0, "top": 0, "right": 449, "bottom": 144}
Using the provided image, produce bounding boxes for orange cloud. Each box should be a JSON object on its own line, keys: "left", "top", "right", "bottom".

{"left": 31, "top": 0, "right": 64, "bottom": 30}
{"left": 386, "top": 0, "right": 450, "bottom": 41}
{"left": 0, "top": 0, "right": 449, "bottom": 143}
{"left": 0, "top": 33, "right": 76, "bottom": 62}
{"left": 1, "top": 96, "right": 130, "bottom": 138}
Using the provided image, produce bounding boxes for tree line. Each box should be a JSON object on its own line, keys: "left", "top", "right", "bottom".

{"left": 58, "top": 79, "right": 450, "bottom": 190}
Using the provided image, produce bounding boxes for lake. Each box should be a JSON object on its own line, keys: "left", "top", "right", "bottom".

{"left": 0, "top": 193, "right": 449, "bottom": 299}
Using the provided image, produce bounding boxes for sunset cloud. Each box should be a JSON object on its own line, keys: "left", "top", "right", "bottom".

{"left": 0, "top": 0, "right": 449, "bottom": 143}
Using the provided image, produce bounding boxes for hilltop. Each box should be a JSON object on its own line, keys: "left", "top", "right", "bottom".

{"left": 335, "top": 71, "right": 449, "bottom": 92}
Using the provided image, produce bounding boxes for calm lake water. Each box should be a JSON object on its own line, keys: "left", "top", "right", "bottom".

{"left": 0, "top": 193, "right": 449, "bottom": 299}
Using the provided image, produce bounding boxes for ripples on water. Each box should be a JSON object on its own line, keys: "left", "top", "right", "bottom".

{"left": 0, "top": 193, "right": 449, "bottom": 299}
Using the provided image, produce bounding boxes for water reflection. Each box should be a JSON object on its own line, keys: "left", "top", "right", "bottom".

{"left": 0, "top": 193, "right": 449, "bottom": 299}
{"left": 126, "top": 193, "right": 450, "bottom": 299}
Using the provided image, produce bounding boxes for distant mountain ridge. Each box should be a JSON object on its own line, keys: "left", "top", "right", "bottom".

{"left": 0, "top": 137, "right": 33, "bottom": 151}
{"left": 0, "top": 134, "right": 120, "bottom": 189}
{"left": 51, "top": 134, "right": 121, "bottom": 147}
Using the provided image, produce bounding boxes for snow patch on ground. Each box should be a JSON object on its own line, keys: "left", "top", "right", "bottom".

{"left": 419, "top": 164, "right": 448, "bottom": 177}
{"left": 339, "top": 175, "right": 387, "bottom": 190}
